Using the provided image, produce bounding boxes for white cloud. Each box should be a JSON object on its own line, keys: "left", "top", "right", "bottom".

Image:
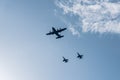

{"left": 69, "top": 25, "right": 80, "bottom": 36}
{"left": 56, "top": 0, "right": 120, "bottom": 34}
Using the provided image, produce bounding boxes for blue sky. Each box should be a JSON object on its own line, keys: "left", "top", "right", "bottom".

{"left": 0, "top": 0, "right": 120, "bottom": 80}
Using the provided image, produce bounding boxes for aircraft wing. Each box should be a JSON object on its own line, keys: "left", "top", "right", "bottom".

{"left": 46, "top": 31, "right": 55, "bottom": 35}
{"left": 56, "top": 28, "right": 67, "bottom": 33}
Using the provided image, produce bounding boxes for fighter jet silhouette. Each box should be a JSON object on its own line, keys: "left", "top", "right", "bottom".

{"left": 77, "top": 52, "right": 83, "bottom": 59}
{"left": 46, "top": 27, "right": 67, "bottom": 39}
{"left": 62, "top": 57, "right": 68, "bottom": 63}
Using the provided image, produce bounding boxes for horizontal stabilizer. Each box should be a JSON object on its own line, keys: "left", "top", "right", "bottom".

{"left": 56, "top": 35, "right": 64, "bottom": 39}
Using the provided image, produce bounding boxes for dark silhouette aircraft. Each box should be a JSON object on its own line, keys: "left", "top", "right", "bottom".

{"left": 77, "top": 52, "right": 83, "bottom": 59}
{"left": 46, "top": 27, "right": 67, "bottom": 39}
{"left": 62, "top": 57, "right": 68, "bottom": 63}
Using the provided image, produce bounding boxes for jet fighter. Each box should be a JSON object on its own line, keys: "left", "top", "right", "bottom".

{"left": 62, "top": 57, "right": 68, "bottom": 63}
{"left": 77, "top": 52, "right": 83, "bottom": 59}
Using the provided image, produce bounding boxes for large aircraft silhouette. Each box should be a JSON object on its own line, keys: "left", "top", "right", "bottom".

{"left": 62, "top": 57, "right": 68, "bottom": 63}
{"left": 77, "top": 52, "right": 83, "bottom": 59}
{"left": 46, "top": 27, "right": 67, "bottom": 39}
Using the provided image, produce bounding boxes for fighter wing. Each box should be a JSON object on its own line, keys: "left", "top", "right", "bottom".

{"left": 62, "top": 56, "right": 65, "bottom": 59}
{"left": 46, "top": 31, "right": 55, "bottom": 35}
{"left": 77, "top": 52, "right": 80, "bottom": 56}
{"left": 56, "top": 28, "right": 67, "bottom": 33}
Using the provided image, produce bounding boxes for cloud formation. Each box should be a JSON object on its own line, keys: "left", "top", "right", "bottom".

{"left": 69, "top": 25, "right": 80, "bottom": 36}
{"left": 56, "top": 0, "right": 120, "bottom": 34}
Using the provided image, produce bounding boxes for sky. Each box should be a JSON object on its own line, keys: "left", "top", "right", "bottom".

{"left": 0, "top": 0, "right": 120, "bottom": 80}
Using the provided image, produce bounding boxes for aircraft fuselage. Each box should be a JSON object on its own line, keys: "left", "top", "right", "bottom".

{"left": 52, "top": 27, "right": 57, "bottom": 34}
